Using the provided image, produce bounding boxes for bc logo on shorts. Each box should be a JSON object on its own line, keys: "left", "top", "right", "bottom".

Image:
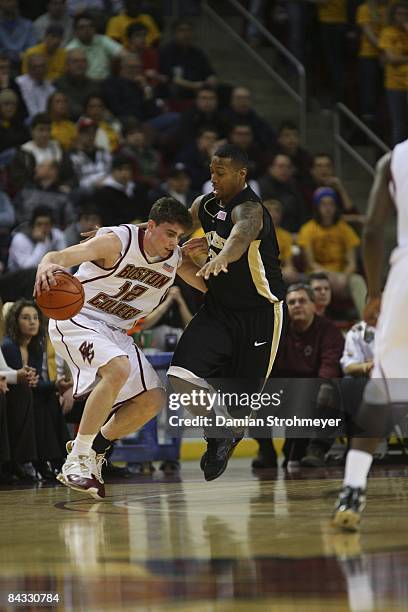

{"left": 79, "top": 341, "right": 95, "bottom": 365}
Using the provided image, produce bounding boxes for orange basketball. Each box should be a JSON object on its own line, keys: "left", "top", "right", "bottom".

{"left": 36, "top": 270, "right": 85, "bottom": 320}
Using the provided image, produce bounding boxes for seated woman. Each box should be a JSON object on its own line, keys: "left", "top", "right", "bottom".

{"left": 2, "top": 299, "right": 69, "bottom": 479}
{"left": 297, "top": 187, "right": 367, "bottom": 318}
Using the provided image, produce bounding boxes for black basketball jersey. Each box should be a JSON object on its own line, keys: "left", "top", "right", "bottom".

{"left": 198, "top": 185, "right": 285, "bottom": 309}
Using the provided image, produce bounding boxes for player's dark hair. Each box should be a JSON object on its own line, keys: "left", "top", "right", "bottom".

{"left": 286, "top": 283, "right": 315, "bottom": 303}
{"left": 309, "top": 271, "right": 330, "bottom": 283}
{"left": 149, "top": 197, "right": 193, "bottom": 232}
{"left": 30, "top": 205, "right": 54, "bottom": 225}
{"left": 31, "top": 112, "right": 52, "bottom": 129}
{"left": 213, "top": 143, "right": 248, "bottom": 169}
{"left": 5, "top": 298, "right": 45, "bottom": 354}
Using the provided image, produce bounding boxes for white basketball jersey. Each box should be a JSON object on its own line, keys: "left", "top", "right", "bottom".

{"left": 75, "top": 224, "right": 181, "bottom": 330}
{"left": 391, "top": 139, "right": 408, "bottom": 249}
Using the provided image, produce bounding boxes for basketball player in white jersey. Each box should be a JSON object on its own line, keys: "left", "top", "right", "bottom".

{"left": 333, "top": 138, "right": 408, "bottom": 531}
{"left": 35, "top": 197, "right": 206, "bottom": 499}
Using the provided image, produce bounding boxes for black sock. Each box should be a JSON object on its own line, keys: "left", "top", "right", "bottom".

{"left": 92, "top": 432, "right": 113, "bottom": 455}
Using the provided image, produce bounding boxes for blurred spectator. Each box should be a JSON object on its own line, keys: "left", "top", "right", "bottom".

{"left": 33, "top": 0, "right": 73, "bottom": 46}
{"left": 297, "top": 187, "right": 367, "bottom": 317}
{"left": 64, "top": 198, "right": 100, "bottom": 246}
{"left": 0, "top": 0, "right": 37, "bottom": 66}
{"left": 101, "top": 52, "right": 159, "bottom": 122}
{"left": 69, "top": 116, "right": 111, "bottom": 189}
{"left": 8, "top": 205, "right": 66, "bottom": 271}
{"left": 275, "top": 120, "right": 312, "bottom": 184}
{"left": 379, "top": 2, "right": 408, "bottom": 145}
{"left": 15, "top": 54, "right": 55, "bottom": 118}
{"left": 222, "top": 86, "right": 276, "bottom": 150}
{"left": 159, "top": 18, "right": 217, "bottom": 101}
{"left": 259, "top": 153, "right": 308, "bottom": 233}
{"left": 264, "top": 198, "right": 299, "bottom": 284}
{"left": 2, "top": 299, "right": 69, "bottom": 479}
{"left": 13, "top": 160, "right": 75, "bottom": 228}
{"left": 84, "top": 94, "right": 120, "bottom": 152}
{"left": 0, "top": 52, "right": 28, "bottom": 119}
{"left": 120, "top": 119, "right": 161, "bottom": 187}
{"left": 149, "top": 162, "right": 197, "bottom": 208}
{"left": 66, "top": 0, "right": 123, "bottom": 15}
{"left": 22, "top": 24, "right": 66, "bottom": 81}
{"left": 227, "top": 122, "right": 266, "bottom": 179}
{"left": 175, "top": 126, "right": 218, "bottom": 191}
{"left": 309, "top": 271, "right": 332, "bottom": 317}
{"left": 0, "top": 267, "right": 37, "bottom": 301}
{"left": 92, "top": 152, "right": 149, "bottom": 224}
{"left": 48, "top": 90, "right": 77, "bottom": 150}
{"left": 317, "top": 0, "right": 347, "bottom": 105}
{"left": 106, "top": 0, "right": 160, "bottom": 47}
{"left": 66, "top": 11, "right": 122, "bottom": 80}
{"left": 54, "top": 48, "right": 100, "bottom": 121}
{"left": 0, "top": 187, "right": 15, "bottom": 228}
{"left": 18, "top": 112, "right": 63, "bottom": 164}
{"left": 0, "top": 89, "right": 29, "bottom": 153}
{"left": 356, "top": 0, "right": 388, "bottom": 126}
{"left": 177, "top": 85, "right": 228, "bottom": 147}
{"left": 140, "top": 285, "right": 193, "bottom": 349}
{"left": 125, "top": 22, "right": 165, "bottom": 87}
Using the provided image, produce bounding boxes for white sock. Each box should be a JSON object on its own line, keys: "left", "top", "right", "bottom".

{"left": 343, "top": 449, "right": 373, "bottom": 489}
{"left": 71, "top": 434, "right": 96, "bottom": 457}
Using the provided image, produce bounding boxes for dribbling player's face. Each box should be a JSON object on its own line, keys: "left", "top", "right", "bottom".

{"left": 210, "top": 157, "right": 246, "bottom": 203}
{"left": 18, "top": 307, "right": 40, "bottom": 339}
{"left": 146, "top": 221, "right": 186, "bottom": 258}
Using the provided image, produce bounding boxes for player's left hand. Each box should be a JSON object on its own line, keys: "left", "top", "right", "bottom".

{"left": 197, "top": 255, "right": 229, "bottom": 280}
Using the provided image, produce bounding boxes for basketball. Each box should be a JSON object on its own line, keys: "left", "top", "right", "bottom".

{"left": 36, "top": 270, "right": 85, "bottom": 320}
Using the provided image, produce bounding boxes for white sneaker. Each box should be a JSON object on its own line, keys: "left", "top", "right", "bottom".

{"left": 65, "top": 439, "right": 106, "bottom": 484}
{"left": 57, "top": 450, "right": 105, "bottom": 499}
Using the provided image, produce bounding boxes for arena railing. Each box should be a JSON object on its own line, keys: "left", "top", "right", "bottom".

{"left": 201, "top": 0, "right": 307, "bottom": 143}
{"left": 334, "top": 103, "right": 390, "bottom": 179}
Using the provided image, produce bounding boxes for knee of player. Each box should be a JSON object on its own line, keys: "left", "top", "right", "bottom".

{"left": 101, "top": 356, "right": 131, "bottom": 388}
{"left": 145, "top": 387, "right": 166, "bottom": 416}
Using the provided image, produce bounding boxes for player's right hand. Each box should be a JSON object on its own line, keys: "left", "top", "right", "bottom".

{"left": 363, "top": 296, "right": 381, "bottom": 326}
{"left": 181, "top": 237, "right": 208, "bottom": 256}
{"left": 34, "top": 263, "right": 66, "bottom": 297}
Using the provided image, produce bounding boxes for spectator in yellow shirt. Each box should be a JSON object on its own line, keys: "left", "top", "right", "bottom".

{"left": 22, "top": 25, "right": 66, "bottom": 81}
{"left": 317, "top": 0, "right": 347, "bottom": 105}
{"left": 297, "top": 187, "right": 367, "bottom": 317}
{"left": 48, "top": 91, "right": 77, "bottom": 150}
{"left": 379, "top": 2, "right": 408, "bottom": 144}
{"left": 356, "top": 0, "right": 388, "bottom": 125}
{"left": 84, "top": 94, "right": 120, "bottom": 152}
{"left": 264, "top": 199, "right": 300, "bottom": 284}
{"left": 106, "top": 0, "right": 160, "bottom": 47}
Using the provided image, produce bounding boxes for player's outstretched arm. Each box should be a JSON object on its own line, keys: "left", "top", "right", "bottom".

{"left": 34, "top": 232, "right": 122, "bottom": 296}
{"left": 197, "top": 201, "right": 263, "bottom": 280}
{"left": 177, "top": 250, "right": 208, "bottom": 293}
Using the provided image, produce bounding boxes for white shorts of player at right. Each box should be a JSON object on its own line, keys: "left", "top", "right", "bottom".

{"left": 49, "top": 313, "right": 163, "bottom": 410}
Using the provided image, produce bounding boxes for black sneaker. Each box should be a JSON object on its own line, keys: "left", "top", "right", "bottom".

{"left": 201, "top": 436, "right": 242, "bottom": 481}
{"left": 300, "top": 444, "right": 326, "bottom": 468}
{"left": 251, "top": 452, "right": 277, "bottom": 469}
{"left": 332, "top": 486, "right": 366, "bottom": 532}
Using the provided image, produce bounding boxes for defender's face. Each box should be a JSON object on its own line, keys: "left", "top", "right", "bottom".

{"left": 147, "top": 221, "right": 186, "bottom": 258}
{"left": 210, "top": 156, "right": 246, "bottom": 202}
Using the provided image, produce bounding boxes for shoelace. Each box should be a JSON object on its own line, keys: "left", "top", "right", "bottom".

{"left": 94, "top": 455, "right": 107, "bottom": 483}
{"left": 65, "top": 454, "right": 95, "bottom": 478}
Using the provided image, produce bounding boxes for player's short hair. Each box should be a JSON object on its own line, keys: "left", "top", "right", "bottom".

{"left": 309, "top": 272, "right": 330, "bottom": 284}
{"left": 213, "top": 143, "right": 248, "bottom": 169}
{"left": 286, "top": 283, "right": 315, "bottom": 302}
{"left": 149, "top": 197, "right": 193, "bottom": 232}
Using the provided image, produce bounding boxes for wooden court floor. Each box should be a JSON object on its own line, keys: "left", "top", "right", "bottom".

{"left": 1, "top": 460, "right": 408, "bottom": 611}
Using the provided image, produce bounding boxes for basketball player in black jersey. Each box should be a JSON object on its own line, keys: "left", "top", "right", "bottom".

{"left": 168, "top": 144, "right": 287, "bottom": 481}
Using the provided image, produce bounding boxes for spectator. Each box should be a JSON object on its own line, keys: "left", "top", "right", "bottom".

{"left": 0, "top": 0, "right": 37, "bottom": 67}
{"left": 125, "top": 22, "right": 165, "bottom": 87}
{"left": 356, "top": 0, "right": 388, "bottom": 126}
{"left": 69, "top": 117, "right": 111, "bottom": 190}
{"left": 140, "top": 285, "right": 193, "bottom": 350}
{"left": 66, "top": 0, "right": 122, "bottom": 15}
{"left": 84, "top": 94, "right": 120, "bottom": 152}
{"left": 0, "top": 89, "right": 29, "bottom": 153}
{"left": 15, "top": 54, "right": 55, "bottom": 118}
{"left": 177, "top": 85, "right": 228, "bottom": 146}
{"left": 22, "top": 24, "right": 66, "bottom": 81}
{"left": 175, "top": 126, "right": 218, "bottom": 191}
{"left": 258, "top": 153, "right": 308, "bottom": 233}
{"left": 33, "top": 0, "right": 73, "bottom": 46}
{"left": 379, "top": 2, "right": 408, "bottom": 145}
{"left": 264, "top": 198, "right": 299, "bottom": 284}
{"left": 317, "top": 0, "right": 347, "bottom": 105}
{"left": 2, "top": 299, "right": 69, "bottom": 479}
{"left": 297, "top": 187, "right": 367, "bottom": 317}
{"left": 227, "top": 122, "right": 266, "bottom": 179}
{"left": 159, "top": 18, "right": 217, "bottom": 101}
{"left": 92, "top": 152, "right": 149, "bottom": 224}
{"left": 223, "top": 86, "right": 276, "bottom": 150}
{"left": 64, "top": 199, "right": 100, "bottom": 246}
{"left": 54, "top": 48, "right": 100, "bottom": 121}
{"left": 106, "top": 0, "right": 160, "bottom": 47}
{"left": 66, "top": 11, "right": 122, "bottom": 80}
{"left": 149, "top": 162, "right": 198, "bottom": 209}
{"left": 309, "top": 271, "right": 332, "bottom": 317}
{"left": 0, "top": 52, "right": 28, "bottom": 119}
{"left": 48, "top": 90, "right": 77, "bottom": 150}
{"left": 0, "top": 187, "right": 14, "bottom": 228}
{"left": 8, "top": 205, "right": 66, "bottom": 271}
{"left": 18, "top": 112, "right": 63, "bottom": 165}
{"left": 275, "top": 120, "right": 312, "bottom": 184}
{"left": 120, "top": 119, "right": 161, "bottom": 188}
{"left": 13, "top": 160, "right": 75, "bottom": 228}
